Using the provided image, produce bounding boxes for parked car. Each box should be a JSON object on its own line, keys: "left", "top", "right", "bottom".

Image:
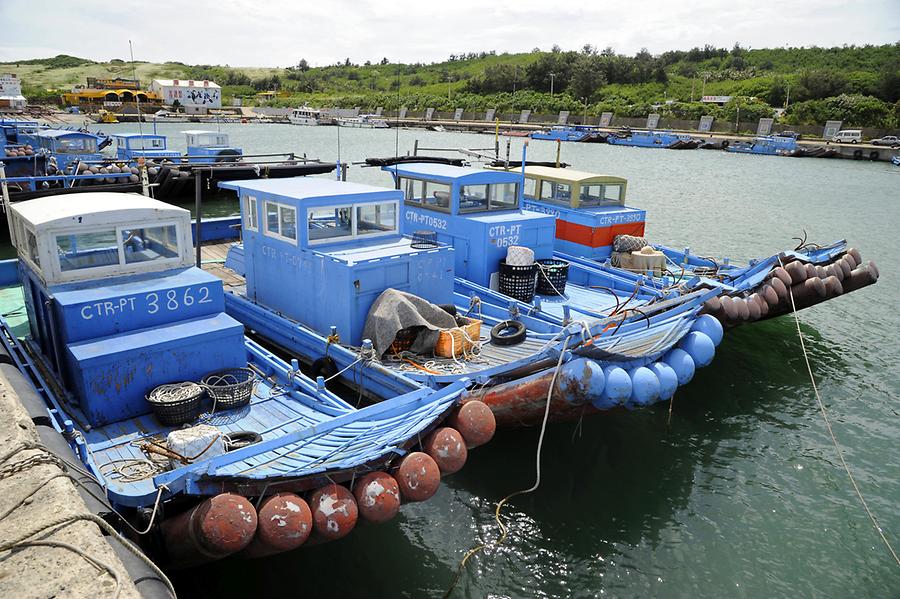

{"left": 832, "top": 129, "right": 862, "bottom": 144}
{"left": 870, "top": 135, "right": 900, "bottom": 147}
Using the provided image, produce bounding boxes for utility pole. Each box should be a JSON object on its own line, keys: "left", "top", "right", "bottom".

{"left": 549, "top": 72, "right": 556, "bottom": 97}
{"left": 784, "top": 82, "right": 791, "bottom": 110}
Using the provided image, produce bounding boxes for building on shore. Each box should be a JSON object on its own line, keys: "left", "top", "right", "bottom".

{"left": 61, "top": 76, "right": 161, "bottom": 112}
{"left": 0, "top": 74, "right": 27, "bottom": 112}
{"left": 150, "top": 79, "right": 221, "bottom": 114}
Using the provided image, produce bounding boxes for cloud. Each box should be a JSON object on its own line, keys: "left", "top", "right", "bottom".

{"left": 1, "top": 0, "right": 897, "bottom": 66}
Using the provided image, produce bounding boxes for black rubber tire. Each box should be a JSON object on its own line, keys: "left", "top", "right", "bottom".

{"left": 869, "top": 150, "right": 879, "bottom": 161}
{"left": 311, "top": 356, "right": 338, "bottom": 381}
{"left": 720, "top": 140, "right": 730, "bottom": 149}
{"left": 225, "top": 431, "right": 263, "bottom": 451}
{"left": 215, "top": 149, "right": 241, "bottom": 163}
{"left": 853, "top": 149, "right": 863, "bottom": 160}
{"left": 437, "top": 304, "right": 457, "bottom": 316}
{"left": 490, "top": 320, "right": 527, "bottom": 346}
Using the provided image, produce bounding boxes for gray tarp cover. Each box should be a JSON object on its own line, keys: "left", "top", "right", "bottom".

{"left": 363, "top": 289, "right": 458, "bottom": 356}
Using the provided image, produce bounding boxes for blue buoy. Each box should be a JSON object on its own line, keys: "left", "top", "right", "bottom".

{"left": 591, "top": 366, "right": 631, "bottom": 409}
{"left": 663, "top": 348, "right": 695, "bottom": 385}
{"left": 628, "top": 366, "right": 660, "bottom": 406}
{"left": 649, "top": 362, "right": 678, "bottom": 400}
{"left": 691, "top": 314, "right": 724, "bottom": 346}
{"left": 557, "top": 358, "right": 605, "bottom": 405}
{"left": 679, "top": 331, "right": 716, "bottom": 367}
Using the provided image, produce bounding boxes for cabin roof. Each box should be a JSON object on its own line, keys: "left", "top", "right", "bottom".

{"left": 11, "top": 193, "right": 189, "bottom": 231}
{"left": 521, "top": 166, "right": 627, "bottom": 185}
{"left": 386, "top": 162, "right": 521, "bottom": 185}
{"left": 182, "top": 130, "right": 224, "bottom": 136}
{"left": 152, "top": 79, "right": 221, "bottom": 88}
{"left": 34, "top": 129, "right": 101, "bottom": 139}
{"left": 112, "top": 133, "right": 165, "bottom": 139}
{"left": 219, "top": 177, "right": 401, "bottom": 202}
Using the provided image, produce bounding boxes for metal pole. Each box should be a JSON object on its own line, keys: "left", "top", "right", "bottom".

{"left": 413, "top": 139, "right": 419, "bottom": 156}
{"left": 0, "top": 163, "right": 14, "bottom": 246}
{"left": 549, "top": 73, "right": 555, "bottom": 97}
{"left": 341, "top": 163, "right": 348, "bottom": 181}
{"left": 555, "top": 140, "right": 561, "bottom": 168}
{"left": 194, "top": 170, "right": 202, "bottom": 268}
{"left": 494, "top": 119, "right": 500, "bottom": 159}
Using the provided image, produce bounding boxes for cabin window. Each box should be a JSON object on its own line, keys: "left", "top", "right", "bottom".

{"left": 122, "top": 225, "right": 179, "bottom": 264}
{"left": 25, "top": 228, "right": 40, "bottom": 268}
{"left": 243, "top": 196, "right": 258, "bottom": 231}
{"left": 264, "top": 201, "right": 298, "bottom": 243}
{"left": 56, "top": 137, "right": 98, "bottom": 154}
{"left": 308, "top": 206, "right": 353, "bottom": 244}
{"left": 401, "top": 178, "right": 451, "bottom": 212}
{"left": 580, "top": 184, "right": 623, "bottom": 207}
{"left": 356, "top": 202, "right": 398, "bottom": 237}
{"left": 150, "top": 138, "right": 163, "bottom": 148}
{"left": 459, "top": 183, "right": 520, "bottom": 213}
{"left": 539, "top": 181, "right": 572, "bottom": 206}
{"left": 56, "top": 229, "right": 119, "bottom": 272}
{"left": 523, "top": 177, "right": 536, "bottom": 198}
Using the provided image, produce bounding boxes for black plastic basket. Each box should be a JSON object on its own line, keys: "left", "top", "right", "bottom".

{"left": 411, "top": 230, "right": 439, "bottom": 249}
{"left": 536, "top": 259, "right": 570, "bottom": 296}
{"left": 146, "top": 382, "right": 204, "bottom": 426}
{"left": 498, "top": 260, "right": 538, "bottom": 303}
{"left": 202, "top": 367, "right": 256, "bottom": 410}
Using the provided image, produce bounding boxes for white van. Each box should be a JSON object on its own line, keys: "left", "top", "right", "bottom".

{"left": 832, "top": 129, "right": 862, "bottom": 144}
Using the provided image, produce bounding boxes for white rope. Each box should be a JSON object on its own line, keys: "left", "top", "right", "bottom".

{"left": 779, "top": 257, "right": 900, "bottom": 567}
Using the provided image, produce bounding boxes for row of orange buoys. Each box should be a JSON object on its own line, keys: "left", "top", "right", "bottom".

{"left": 160, "top": 400, "right": 496, "bottom": 565}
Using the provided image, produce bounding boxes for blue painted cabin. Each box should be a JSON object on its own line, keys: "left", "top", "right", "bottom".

{"left": 606, "top": 129, "right": 699, "bottom": 149}
{"left": 112, "top": 132, "right": 181, "bottom": 160}
{"left": 0, "top": 118, "right": 40, "bottom": 146}
{"left": 18, "top": 129, "right": 104, "bottom": 171}
{"left": 184, "top": 130, "right": 243, "bottom": 163}
{"left": 725, "top": 135, "right": 799, "bottom": 156}
{"left": 530, "top": 126, "right": 595, "bottom": 142}
{"left": 9, "top": 193, "right": 246, "bottom": 426}
{"left": 219, "top": 177, "right": 455, "bottom": 346}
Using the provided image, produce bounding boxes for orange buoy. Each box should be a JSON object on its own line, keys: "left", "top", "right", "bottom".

{"left": 449, "top": 400, "right": 496, "bottom": 448}
{"left": 736, "top": 298, "right": 750, "bottom": 321}
{"left": 847, "top": 247, "right": 862, "bottom": 267}
{"left": 804, "top": 263, "right": 818, "bottom": 280}
{"left": 837, "top": 258, "right": 852, "bottom": 278}
{"left": 394, "top": 451, "right": 441, "bottom": 502}
{"left": 769, "top": 277, "right": 788, "bottom": 300}
{"left": 161, "top": 493, "right": 258, "bottom": 567}
{"left": 761, "top": 284, "right": 779, "bottom": 307}
{"left": 719, "top": 296, "right": 738, "bottom": 321}
{"left": 824, "top": 275, "right": 843, "bottom": 296}
{"left": 784, "top": 261, "right": 806, "bottom": 284}
{"left": 771, "top": 266, "right": 792, "bottom": 286}
{"left": 746, "top": 295, "right": 761, "bottom": 320}
{"left": 423, "top": 427, "right": 468, "bottom": 475}
{"left": 310, "top": 484, "right": 358, "bottom": 541}
{"left": 242, "top": 493, "right": 311, "bottom": 557}
{"left": 353, "top": 472, "right": 401, "bottom": 524}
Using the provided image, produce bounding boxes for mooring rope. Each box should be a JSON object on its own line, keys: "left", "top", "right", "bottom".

{"left": 445, "top": 336, "right": 571, "bottom": 598}
{"left": 779, "top": 257, "right": 900, "bottom": 567}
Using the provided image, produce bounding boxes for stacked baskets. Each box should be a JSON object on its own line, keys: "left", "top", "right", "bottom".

{"left": 146, "top": 367, "right": 256, "bottom": 426}
{"left": 498, "top": 246, "right": 569, "bottom": 301}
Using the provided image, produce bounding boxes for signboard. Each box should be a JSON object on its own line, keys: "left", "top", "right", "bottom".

{"left": 698, "top": 115, "right": 714, "bottom": 132}
{"left": 599, "top": 112, "right": 613, "bottom": 127}
{"left": 103, "top": 101, "right": 123, "bottom": 107}
{"left": 518, "top": 110, "right": 531, "bottom": 124}
{"left": 701, "top": 95, "right": 732, "bottom": 104}
{"left": 374, "top": 106, "right": 383, "bottom": 116}
{"left": 558, "top": 111, "right": 569, "bottom": 125}
{"left": 485, "top": 108, "right": 496, "bottom": 121}
{"left": 757, "top": 118, "right": 774, "bottom": 136}
{"left": 823, "top": 120, "right": 842, "bottom": 140}
{"left": 425, "top": 107, "right": 435, "bottom": 120}
{"left": 398, "top": 107, "right": 407, "bottom": 119}
{"left": 0, "top": 73, "right": 22, "bottom": 96}
{"left": 454, "top": 108, "right": 464, "bottom": 121}
{"left": 646, "top": 113, "right": 660, "bottom": 129}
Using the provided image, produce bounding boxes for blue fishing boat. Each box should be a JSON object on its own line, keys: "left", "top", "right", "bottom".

{"left": 725, "top": 134, "right": 801, "bottom": 156}
{"left": 0, "top": 118, "right": 40, "bottom": 147}
{"left": 199, "top": 172, "right": 722, "bottom": 426}
{"left": 16, "top": 128, "right": 105, "bottom": 171}
{"left": 0, "top": 191, "right": 482, "bottom": 566}
{"left": 112, "top": 132, "right": 182, "bottom": 160}
{"left": 605, "top": 128, "right": 700, "bottom": 149}
{"left": 512, "top": 164, "right": 879, "bottom": 329}
{"left": 530, "top": 125, "right": 599, "bottom": 142}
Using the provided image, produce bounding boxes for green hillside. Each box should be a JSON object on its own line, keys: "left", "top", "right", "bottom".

{"left": 4, "top": 44, "right": 899, "bottom": 127}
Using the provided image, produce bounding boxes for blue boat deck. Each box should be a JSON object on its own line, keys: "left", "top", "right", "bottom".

{"left": 532, "top": 282, "right": 647, "bottom": 321}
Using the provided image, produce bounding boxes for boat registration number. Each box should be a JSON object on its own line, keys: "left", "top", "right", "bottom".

{"left": 79, "top": 285, "right": 214, "bottom": 320}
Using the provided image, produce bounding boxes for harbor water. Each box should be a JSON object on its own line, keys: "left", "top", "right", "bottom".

{"left": 77, "top": 123, "right": 900, "bottom": 597}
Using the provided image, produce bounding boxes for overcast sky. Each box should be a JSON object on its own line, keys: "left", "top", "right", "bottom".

{"left": 1, "top": 0, "right": 898, "bottom": 67}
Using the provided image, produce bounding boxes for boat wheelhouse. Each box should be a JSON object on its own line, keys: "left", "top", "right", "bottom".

{"left": 513, "top": 165, "right": 645, "bottom": 260}
{"left": 2, "top": 190, "right": 480, "bottom": 564}
{"left": 337, "top": 114, "right": 389, "bottom": 128}
{"left": 0, "top": 118, "right": 40, "bottom": 146}
{"left": 19, "top": 129, "right": 103, "bottom": 170}
{"left": 183, "top": 129, "right": 243, "bottom": 163}
{"left": 725, "top": 134, "right": 800, "bottom": 156}
{"left": 530, "top": 126, "right": 596, "bottom": 142}
{"left": 289, "top": 106, "right": 321, "bottom": 126}
{"left": 606, "top": 129, "right": 700, "bottom": 150}
{"left": 112, "top": 132, "right": 181, "bottom": 160}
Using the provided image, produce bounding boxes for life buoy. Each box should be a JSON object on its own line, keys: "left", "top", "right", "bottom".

{"left": 224, "top": 431, "right": 262, "bottom": 451}
{"left": 869, "top": 150, "right": 879, "bottom": 161}
{"left": 215, "top": 148, "right": 241, "bottom": 163}
{"left": 721, "top": 140, "right": 730, "bottom": 149}
{"left": 311, "top": 356, "right": 338, "bottom": 381}
{"left": 852, "top": 149, "right": 863, "bottom": 159}
{"left": 490, "top": 320, "right": 527, "bottom": 346}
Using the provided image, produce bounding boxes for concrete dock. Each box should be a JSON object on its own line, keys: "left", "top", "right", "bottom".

{"left": 0, "top": 367, "right": 148, "bottom": 598}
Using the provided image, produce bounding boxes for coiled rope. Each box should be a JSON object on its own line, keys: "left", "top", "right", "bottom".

{"left": 779, "top": 256, "right": 899, "bottom": 567}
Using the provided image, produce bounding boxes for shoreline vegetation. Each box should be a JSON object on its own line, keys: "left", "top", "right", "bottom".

{"left": 3, "top": 43, "right": 899, "bottom": 128}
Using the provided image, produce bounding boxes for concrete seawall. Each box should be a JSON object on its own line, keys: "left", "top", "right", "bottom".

{"left": 0, "top": 367, "right": 147, "bottom": 598}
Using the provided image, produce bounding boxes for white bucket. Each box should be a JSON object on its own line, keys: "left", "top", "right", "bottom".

{"left": 506, "top": 245, "right": 535, "bottom": 266}
{"left": 166, "top": 424, "right": 225, "bottom": 469}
